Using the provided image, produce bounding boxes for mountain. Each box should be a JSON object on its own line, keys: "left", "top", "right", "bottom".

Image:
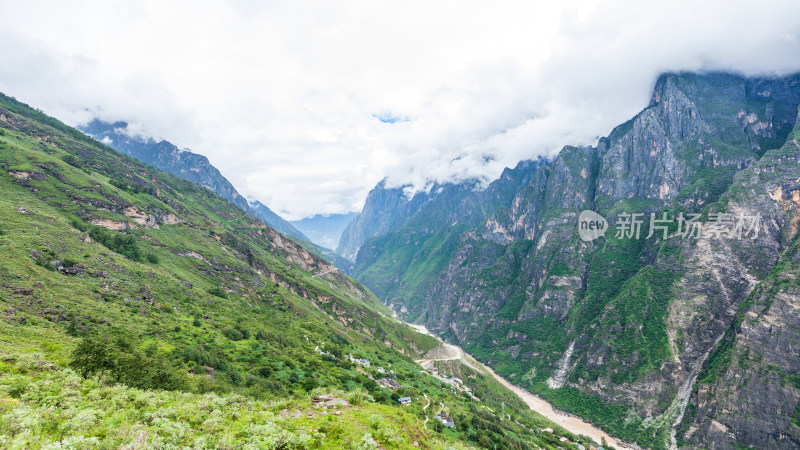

{"left": 290, "top": 212, "right": 358, "bottom": 251}
{"left": 80, "top": 120, "right": 310, "bottom": 243}
{"left": 0, "top": 92, "right": 583, "bottom": 449}
{"left": 247, "top": 198, "right": 310, "bottom": 243}
{"left": 343, "top": 71, "right": 800, "bottom": 448}
{"left": 337, "top": 179, "right": 438, "bottom": 261}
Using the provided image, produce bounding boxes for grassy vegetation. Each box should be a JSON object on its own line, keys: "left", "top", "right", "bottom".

{"left": 0, "top": 93, "right": 597, "bottom": 448}
{"left": 0, "top": 354, "right": 446, "bottom": 449}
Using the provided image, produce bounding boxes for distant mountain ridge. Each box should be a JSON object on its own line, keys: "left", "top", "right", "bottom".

{"left": 80, "top": 120, "right": 310, "bottom": 243}
{"left": 335, "top": 179, "right": 475, "bottom": 261}
{"left": 290, "top": 212, "right": 358, "bottom": 250}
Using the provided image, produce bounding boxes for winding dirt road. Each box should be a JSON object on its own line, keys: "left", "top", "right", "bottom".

{"left": 409, "top": 323, "right": 633, "bottom": 449}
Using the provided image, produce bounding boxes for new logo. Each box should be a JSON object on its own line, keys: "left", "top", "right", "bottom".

{"left": 578, "top": 210, "right": 607, "bottom": 242}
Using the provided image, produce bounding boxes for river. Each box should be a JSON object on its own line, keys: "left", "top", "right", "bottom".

{"left": 407, "top": 323, "right": 633, "bottom": 449}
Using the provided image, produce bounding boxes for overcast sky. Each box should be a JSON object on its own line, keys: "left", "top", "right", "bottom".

{"left": 1, "top": 0, "right": 800, "bottom": 219}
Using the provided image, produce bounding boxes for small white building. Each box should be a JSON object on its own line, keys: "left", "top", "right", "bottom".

{"left": 348, "top": 356, "right": 371, "bottom": 368}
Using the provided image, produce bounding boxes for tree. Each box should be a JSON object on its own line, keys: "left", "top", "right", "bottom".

{"left": 69, "top": 336, "right": 114, "bottom": 378}
{"left": 70, "top": 333, "right": 188, "bottom": 392}
{"left": 302, "top": 376, "right": 318, "bottom": 392}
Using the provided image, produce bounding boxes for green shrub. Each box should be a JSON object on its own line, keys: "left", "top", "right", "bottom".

{"left": 62, "top": 258, "right": 79, "bottom": 268}
{"left": 69, "top": 335, "right": 115, "bottom": 378}
{"left": 88, "top": 226, "right": 142, "bottom": 261}
{"left": 255, "top": 330, "right": 268, "bottom": 340}
{"left": 35, "top": 257, "right": 56, "bottom": 271}
{"left": 109, "top": 178, "right": 129, "bottom": 191}
{"left": 302, "top": 377, "right": 318, "bottom": 392}
{"left": 146, "top": 253, "right": 160, "bottom": 264}
{"left": 344, "top": 387, "right": 374, "bottom": 406}
{"left": 62, "top": 154, "right": 80, "bottom": 167}
{"left": 109, "top": 178, "right": 155, "bottom": 195}
{"left": 207, "top": 287, "right": 228, "bottom": 299}
{"left": 70, "top": 333, "right": 189, "bottom": 392}
{"left": 368, "top": 414, "right": 384, "bottom": 430}
{"left": 71, "top": 219, "right": 88, "bottom": 232}
{"left": 7, "top": 377, "right": 29, "bottom": 398}
{"left": 222, "top": 328, "right": 244, "bottom": 341}
{"left": 351, "top": 433, "right": 379, "bottom": 450}
{"left": 181, "top": 345, "right": 222, "bottom": 368}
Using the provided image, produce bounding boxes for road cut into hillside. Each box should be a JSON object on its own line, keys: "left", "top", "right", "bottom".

{"left": 408, "top": 323, "right": 634, "bottom": 450}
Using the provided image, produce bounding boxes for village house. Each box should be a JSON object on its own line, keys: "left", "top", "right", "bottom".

{"left": 376, "top": 377, "right": 402, "bottom": 390}
{"left": 397, "top": 396, "right": 412, "bottom": 405}
{"left": 348, "top": 355, "right": 370, "bottom": 368}
{"left": 434, "top": 412, "right": 455, "bottom": 428}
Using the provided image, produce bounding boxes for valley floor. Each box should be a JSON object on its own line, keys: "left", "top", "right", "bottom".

{"left": 408, "top": 323, "right": 633, "bottom": 449}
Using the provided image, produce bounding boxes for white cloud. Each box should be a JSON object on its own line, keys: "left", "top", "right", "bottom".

{"left": 0, "top": 0, "right": 798, "bottom": 219}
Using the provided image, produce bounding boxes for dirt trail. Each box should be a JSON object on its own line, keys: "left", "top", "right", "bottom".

{"left": 409, "top": 323, "right": 633, "bottom": 450}
{"left": 422, "top": 394, "right": 431, "bottom": 426}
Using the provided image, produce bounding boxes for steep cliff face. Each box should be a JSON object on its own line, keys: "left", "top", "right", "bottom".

{"left": 337, "top": 180, "right": 434, "bottom": 261}
{"left": 349, "top": 72, "right": 800, "bottom": 447}
{"left": 350, "top": 161, "right": 542, "bottom": 319}
{"left": 676, "top": 116, "right": 800, "bottom": 449}
{"left": 338, "top": 163, "right": 543, "bottom": 262}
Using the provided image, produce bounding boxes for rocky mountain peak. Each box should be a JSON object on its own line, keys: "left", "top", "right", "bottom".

{"left": 345, "top": 71, "right": 800, "bottom": 448}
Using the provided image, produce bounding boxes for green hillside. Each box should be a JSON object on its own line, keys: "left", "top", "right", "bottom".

{"left": 0, "top": 93, "right": 589, "bottom": 449}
